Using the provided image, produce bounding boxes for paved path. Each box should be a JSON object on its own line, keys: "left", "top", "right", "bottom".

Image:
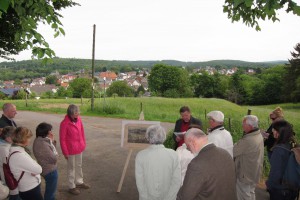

{"left": 12, "top": 111, "right": 269, "bottom": 200}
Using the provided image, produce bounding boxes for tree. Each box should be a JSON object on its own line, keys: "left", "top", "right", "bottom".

{"left": 148, "top": 64, "right": 192, "bottom": 97}
{"left": 69, "top": 78, "right": 92, "bottom": 98}
{"left": 223, "top": 0, "right": 300, "bottom": 31}
{"left": 106, "top": 81, "right": 134, "bottom": 97}
{"left": 0, "top": 0, "right": 79, "bottom": 60}
{"left": 284, "top": 43, "right": 300, "bottom": 102}
{"left": 45, "top": 75, "right": 58, "bottom": 85}
{"left": 226, "top": 70, "right": 246, "bottom": 104}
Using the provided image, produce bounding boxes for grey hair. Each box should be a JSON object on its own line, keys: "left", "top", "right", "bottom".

{"left": 185, "top": 128, "right": 206, "bottom": 140}
{"left": 243, "top": 115, "right": 259, "bottom": 129}
{"left": 67, "top": 104, "right": 79, "bottom": 116}
{"left": 145, "top": 125, "right": 166, "bottom": 144}
{"left": 2, "top": 103, "right": 15, "bottom": 112}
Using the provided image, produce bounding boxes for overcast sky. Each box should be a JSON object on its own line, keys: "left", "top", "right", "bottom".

{"left": 3, "top": 0, "right": 300, "bottom": 62}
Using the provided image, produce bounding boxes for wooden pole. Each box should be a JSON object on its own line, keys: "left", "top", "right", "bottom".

{"left": 91, "top": 24, "right": 96, "bottom": 111}
{"left": 247, "top": 109, "right": 252, "bottom": 115}
{"left": 117, "top": 149, "right": 133, "bottom": 193}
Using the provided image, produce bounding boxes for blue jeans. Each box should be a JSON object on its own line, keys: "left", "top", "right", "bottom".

{"left": 9, "top": 194, "right": 22, "bottom": 200}
{"left": 19, "top": 184, "right": 43, "bottom": 200}
{"left": 44, "top": 170, "right": 58, "bottom": 200}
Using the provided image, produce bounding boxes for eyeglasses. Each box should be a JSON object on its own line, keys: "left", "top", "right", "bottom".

{"left": 270, "top": 118, "right": 276, "bottom": 120}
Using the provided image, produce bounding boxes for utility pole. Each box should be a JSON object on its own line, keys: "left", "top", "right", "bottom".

{"left": 91, "top": 24, "right": 96, "bottom": 111}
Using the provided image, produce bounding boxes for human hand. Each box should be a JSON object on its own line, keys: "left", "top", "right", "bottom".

{"left": 64, "top": 155, "right": 68, "bottom": 160}
{"left": 176, "top": 136, "right": 182, "bottom": 142}
{"left": 261, "top": 130, "right": 269, "bottom": 139}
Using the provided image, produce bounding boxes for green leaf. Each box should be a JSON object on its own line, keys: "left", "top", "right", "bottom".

{"left": 245, "top": 0, "right": 253, "bottom": 7}
{"left": 0, "top": 0, "right": 10, "bottom": 12}
{"left": 59, "top": 27, "right": 65, "bottom": 35}
{"left": 54, "top": 31, "right": 59, "bottom": 38}
{"left": 292, "top": 5, "right": 300, "bottom": 15}
{"left": 51, "top": 23, "right": 58, "bottom": 29}
{"left": 38, "top": 49, "right": 45, "bottom": 59}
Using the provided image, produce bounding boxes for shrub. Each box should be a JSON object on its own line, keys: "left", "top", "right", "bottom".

{"left": 164, "top": 129, "right": 176, "bottom": 149}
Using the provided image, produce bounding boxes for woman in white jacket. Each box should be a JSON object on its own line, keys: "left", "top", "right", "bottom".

{"left": 9, "top": 127, "right": 43, "bottom": 200}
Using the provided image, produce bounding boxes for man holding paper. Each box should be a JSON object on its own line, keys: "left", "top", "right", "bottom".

{"left": 173, "top": 106, "right": 202, "bottom": 150}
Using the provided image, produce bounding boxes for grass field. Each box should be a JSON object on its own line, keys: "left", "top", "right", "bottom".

{"left": 1, "top": 97, "right": 300, "bottom": 143}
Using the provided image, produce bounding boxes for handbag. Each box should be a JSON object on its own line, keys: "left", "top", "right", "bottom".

{"left": 3, "top": 151, "right": 24, "bottom": 190}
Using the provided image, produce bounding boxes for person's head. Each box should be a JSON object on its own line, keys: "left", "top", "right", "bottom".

{"left": 67, "top": 104, "right": 80, "bottom": 121}
{"left": 270, "top": 107, "right": 284, "bottom": 122}
{"left": 2, "top": 103, "right": 17, "bottom": 119}
{"left": 179, "top": 106, "right": 191, "bottom": 123}
{"left": 145, "top": 125, "right": 166, "bottom": 145}
{"left": 207, "top": 111, "right": 224, "bottom": 128}
{"left": 242, "top": 115, "right": 259, "bottom": 134}
{"left": 0, "top": 126, "right": 15, "bottom": 143}
{"left": 188, "top": 124, "right": 202, "bottom": 130}
{"left": 184, "top": 128, "right": 207, "bottom": 154}
{"left": 12, "top": 127, "right": 33, "bottom": 146}
{"left": 272, "top": 120, "right": 295, "bottom": 144}
{"left": 36, "top": 122, "right": 53, "bottom": 138}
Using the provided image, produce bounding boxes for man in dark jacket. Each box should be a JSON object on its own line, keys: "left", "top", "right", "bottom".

{"left": 173, "top": 106, "right": 201, "bottom": 150}
{"left": 0, "top": 103, "right": 17, "bottom": 129}
{"left": 177, "top": 128, "right": 237, "bottom": 200}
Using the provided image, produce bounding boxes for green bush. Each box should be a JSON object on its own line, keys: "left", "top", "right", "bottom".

{"left": 164, "top": 129, "right": 175, "bottom": 149}
{"left": 164, "top": 89, "right": 180, "bottom": 98}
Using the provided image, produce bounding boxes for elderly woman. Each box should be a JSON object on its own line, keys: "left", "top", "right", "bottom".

{"left": 266, "top": 120, "right": 297, "bottom": 200}
{"left": 0, "top": 126, "right": 22, "bottom": 200}
{"left": 9, "top": 127, "right": 43, "bottom": 200}
{"left": 135, "top": 125, "right": 181, "bottom": 200}
{"left": 33, "top": 123, "right": 58, "bottom": 200}
{"left": 59, "top": 104, "right": 89, "bottom": 195}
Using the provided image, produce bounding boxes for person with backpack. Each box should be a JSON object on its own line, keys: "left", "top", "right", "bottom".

{"left": 0, "top": 126, "right": 22, "bottom": 200}
{"left": 266, "top": 120, "right": 298, "bottom": 200}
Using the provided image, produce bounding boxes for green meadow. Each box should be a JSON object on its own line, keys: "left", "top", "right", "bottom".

{"left": 2, "top": 97, "right": 300, "bottom": 143}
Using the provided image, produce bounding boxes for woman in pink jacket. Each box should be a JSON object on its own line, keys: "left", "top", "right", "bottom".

{"left": 59, "top": 104, "right": 90, "bottom": 195}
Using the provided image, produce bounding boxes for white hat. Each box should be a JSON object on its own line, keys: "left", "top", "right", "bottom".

{"left": 207, "top": 111, "right": 224, "bottom": 122}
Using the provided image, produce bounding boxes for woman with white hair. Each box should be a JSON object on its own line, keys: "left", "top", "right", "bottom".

{"left": 135, "top": 125, "right": 181, "bottom": 200}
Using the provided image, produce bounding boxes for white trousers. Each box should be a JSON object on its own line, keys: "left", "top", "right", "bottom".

{"left": 67, "top": 153, "right": 84, "bottom": 189}
{"left": 236, "top": 179, "right": 256, "bottom": 200}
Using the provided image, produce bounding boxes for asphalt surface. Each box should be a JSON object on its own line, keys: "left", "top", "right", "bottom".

{"left": 11, "top": 111, "right": 269, "bottom": 200}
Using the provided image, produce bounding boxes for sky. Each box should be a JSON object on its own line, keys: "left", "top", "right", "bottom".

{"left": 3, "top": 0, "right": 300, "bottom": 62}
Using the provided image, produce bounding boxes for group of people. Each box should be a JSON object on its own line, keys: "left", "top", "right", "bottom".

{"left": 0, "top": 103, "right": 90, "bottom": 200}
{"left": 135, "top": 106, "right": 298, "bottom": 200}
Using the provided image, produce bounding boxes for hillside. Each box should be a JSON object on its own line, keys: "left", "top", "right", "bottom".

{"left": 0, "top": 58, "right": 287, "bottom": 81}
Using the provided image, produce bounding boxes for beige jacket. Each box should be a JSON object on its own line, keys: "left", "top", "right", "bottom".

{"left": 233, "top": 129, "right": 264, "bottom": 185}
{"left": 33, "top": 137, "right": 58, "bottom": 176}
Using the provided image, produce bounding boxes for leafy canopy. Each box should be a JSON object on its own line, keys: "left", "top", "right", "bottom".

{"left": 223, "top": 0, "right": 300, "bottom": 31}
{"left": 0, "top": 0, "right": 79, "bottom": 61}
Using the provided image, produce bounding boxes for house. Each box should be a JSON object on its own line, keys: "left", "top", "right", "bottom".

{"left": 30, "top": 78, "right": 46, "bottom": 86}
{"left": 0, "top": 88, "right": 19, "bottom": 97}
{"left": 99, "top": 71, "right": 117, "bottom": 81}
{"left": 30, "top": 85, "right": 58, "bottom": 95}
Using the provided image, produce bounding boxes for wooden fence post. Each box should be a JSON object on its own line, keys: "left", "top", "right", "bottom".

{"left": 247, "top": 109, "right": 252, "bottom": 115}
